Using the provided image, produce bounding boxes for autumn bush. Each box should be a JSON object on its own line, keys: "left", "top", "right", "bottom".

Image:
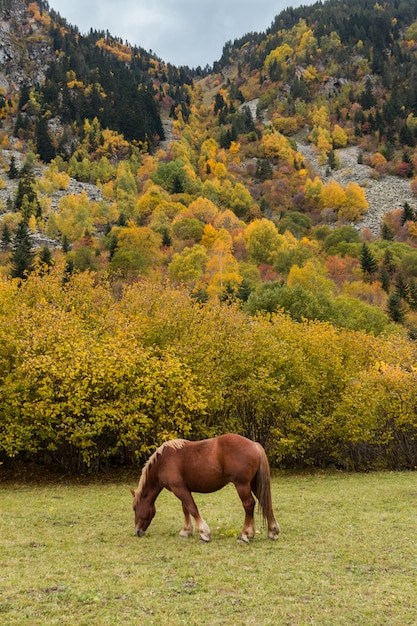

{"left": 1, "top": 270, "right": 417, "bottom": 472}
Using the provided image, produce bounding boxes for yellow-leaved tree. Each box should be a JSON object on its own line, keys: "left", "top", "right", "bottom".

{"left": 340, "top": 182, "right": 368, "bottom": 221}
{"left": 55, "top": 191, "right": 94, "bottom": 241}
{"left": 110, "top": 224, "right": 162, "bottom": 277}
{"left": 287, "top": 258, "right": 335, "bottom": 299}
{"left": 204, "top": 229, "right": 242, "bottom": 298}
{"left": 331, "top": 124, "right": 348, "bottom": 148}
{"left": 168, "top": 245, "right": 208, "bottom": 287}
{"left": 244, "top": 218, "right": 285, "bottom": 266}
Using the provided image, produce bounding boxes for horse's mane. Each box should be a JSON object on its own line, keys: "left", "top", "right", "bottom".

{"left": 136, "top": 439, "right": 188, "bottom": 496}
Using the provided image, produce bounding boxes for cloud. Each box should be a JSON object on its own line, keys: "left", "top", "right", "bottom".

{"left": 50, "top": 0, "right": 316, "bottom": 67}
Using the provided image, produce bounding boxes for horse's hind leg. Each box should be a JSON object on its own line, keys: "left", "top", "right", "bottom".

{"left": 234, "top": 483, "right": 256, "bottom": 544}
{"left": 179, "top": 502, "right": 194, "bottom": 538}
{"left": 251, "top": 476, "right": 280, "bottom": 541}
{"left": 171, "top": 486, "right": 211, "bottom": 542}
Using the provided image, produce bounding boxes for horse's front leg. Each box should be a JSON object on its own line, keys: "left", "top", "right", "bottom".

{"left": 179, "top": 501, "right": 194, "bottom": 538}
{"left": 234, "top": 483, "right": 256, "bottom": 543}
{"left": 171, "top": 485, "right": 211, "bottom": 542}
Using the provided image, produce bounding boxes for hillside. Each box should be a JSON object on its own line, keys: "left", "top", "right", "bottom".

{"left": 4, "top": 0, "right": 417, "bottom": 333}
{"left": 4, "top": 0, "right": 417, "bottom": 471}
{"left": 4, "top": 0, "right": 417, "bottom": 336}
{"left": 3, "top": 0, "right": 417, "bottom": 322}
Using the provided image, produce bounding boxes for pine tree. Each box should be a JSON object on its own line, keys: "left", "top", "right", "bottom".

{"left": 38, "top": 246, "right": 53, "bottom": 273}
{"left": 360, "top": 243, "right": 378, "bottom": 281}
{"left": 10, "top": 221, "right": 34, "bottom": 279}
{"left": 387, "top": 291, "right": 406, "bottom": 324}
{"left": 379, "top": 265, "right": 391, "bottom": 293}
{"left": 382, "top": 249, "right": 396, "bottom": 275}
{"left": 401, "top": 201, "right": 414, "bottom": 225}
{"left": 256, "top": 159, "right": 273, "bottom": 181}
{"left": 62, "top": 258, "right": 75, "bottom": 284}
{"left": 394, "top": 272, "right": 409, "bottom": 301}
{"left": 7, "top": 156, "right": 19, "bottom": 179}
{"left": 327, "top": 149, "right": 338, "bottom": 170}
{"left": 61, "top": 234, "right": 71, "bottom": 253}
{"left": 14, "top": 173, "right": 41, "bottom": 219}
{"left": 18, "top": 83, "right": 30, "bottom": 109}
{"left": 108, "top": 233, "right": 118, "bottom": 259}
{"left": 117, "top": 213, "right": 127, "bottom": 227}
{"left": 35, "top": 116, "right": 56, "bottom": 163}
{"left": 1, "top": 222, "right": 12, "bottom": 248}
{"left": 359, "top": 77, "right": 377, "bottom": 110}
{"left": 381, "top": 222, "right": 394, "bottom": 240}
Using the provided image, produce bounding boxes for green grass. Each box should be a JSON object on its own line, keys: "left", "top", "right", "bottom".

{"left": 1, "top": 471, "right": 417, "bottom": 625}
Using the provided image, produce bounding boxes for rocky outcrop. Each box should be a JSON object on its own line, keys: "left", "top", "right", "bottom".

{"left": 295, "top": 139, "right": 416, "bottom": 236}
{"left": 0, "top": 1, "right": 54, "bottom": 93}
{"left": 0, "top": 160, "right": 103, "bottom": 250}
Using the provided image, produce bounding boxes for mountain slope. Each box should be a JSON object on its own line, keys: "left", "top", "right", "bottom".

{"left": 4, "top": 0, "right": 417, "bottom": 337}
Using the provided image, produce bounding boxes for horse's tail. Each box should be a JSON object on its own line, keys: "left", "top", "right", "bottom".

{"left": 253, "top": 442, "right": 274, "bottom": 524}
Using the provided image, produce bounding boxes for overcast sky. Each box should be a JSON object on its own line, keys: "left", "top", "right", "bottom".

{"left": 49, "top": 0, "right": 317, "bottom": 68}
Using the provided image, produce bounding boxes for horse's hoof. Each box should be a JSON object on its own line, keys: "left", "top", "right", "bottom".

{"left": 237, "top": 534, "right": 249, "bottom": 544}
{"left": 268, "top": 526, "right": 280, "bottom": 540}
{"left": 199, "top": 536, "right": 210, "bottom": 543}
{"left": 179, "top": 530, "right": 193, "bottom": 538}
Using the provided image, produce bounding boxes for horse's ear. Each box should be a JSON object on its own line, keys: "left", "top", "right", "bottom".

{"left": 130, "top": 488, "right": 135, "bottom": 497}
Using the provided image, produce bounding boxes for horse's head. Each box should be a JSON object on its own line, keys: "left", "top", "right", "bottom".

{"left": 130, "top": 488, "right": 156, "bottom": 537}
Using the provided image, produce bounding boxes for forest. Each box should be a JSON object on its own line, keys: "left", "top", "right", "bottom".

{"left": 2, "top": 0, "right": 417, "bottom": 471}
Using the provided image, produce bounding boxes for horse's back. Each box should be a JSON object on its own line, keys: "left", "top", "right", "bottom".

{"left": 215, "top": 434, "right": 260, "bottom": 479}
{"left": 159, "top": 434, "right": 260, "bottom": 493}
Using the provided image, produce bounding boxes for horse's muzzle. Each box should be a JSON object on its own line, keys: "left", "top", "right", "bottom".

{"left": 136, "top": 529, "right": 146, "bottom": 537}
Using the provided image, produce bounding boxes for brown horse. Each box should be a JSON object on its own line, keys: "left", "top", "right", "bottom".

{"left": 130, "top": 433, "right": 280, "bottom": 543}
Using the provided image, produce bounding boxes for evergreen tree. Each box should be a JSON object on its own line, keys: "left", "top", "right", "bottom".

{"left": 10, "top": 221, "right": 34, "bottom": 279}
{"left": 161, "top": 228, "right": 172, "bottom": 248}
{"left": 384, "top": 141, "right": 396, "bottom": 161}
{"left": 14, "top": 173, "right": 41, "bottom": 220}
{"left": 118, "top": 213, "right": 127, "bottom": 227}
{"left": 360, "top": 243, "right": 378, "bottom": 281}
{"left": 7, "top": 156, "right": 19, "bottom": 179}
{"left": 381, "top": 222, "right": 394, "bottom": 240}
{"left": 14, "top": 112, "right": 28, "bottom": 137}
{"left": 359, "top": 77, "right": 377, "bottom": 110}
{"left": 18, "top": 82, "right": 31, "bottom": 109}
{"left": 256, "top": 159, "right": 273, "bottom": 181}
{"left": 379, "top": 265, "right": 391, "bottom": 293}
{"left": 401, "top": 201, "right": 415, "bottom": 225}
{"left": 400, "top": 124, "right": 415, "bottom": 147}
{"left": 327, "top": 149, "right": 338, "bottom": 170}
{"left": 38, "top": 246, "right": 53, "bottom": 273}
{"left": 387, "top": 291, "right": 406, "bottom": 324}
{"left": 62, "top": 258, "right": 75, "bottom": 284}
{"left": 1, "top": 222, "right": 11, "bottom": 248}
{"left": 214, "top": 92, "right": 227, "bottom": 114}
{"left": 394, "top": 272, "right": 409, "bottom": 301}
{"left": 219, "top": 128, "right": 232, "bottom": 149}
{"left": 62, "top": 234, "right": 71, "bottom": 253}
{"left": 382, "top": 249, "right": 397, "bottom": 275}
{"left": 35, "top": 116, "right": 56, "bottom": 163}
{"left": 108, "top": 233, "right": 118, "bottom": 260}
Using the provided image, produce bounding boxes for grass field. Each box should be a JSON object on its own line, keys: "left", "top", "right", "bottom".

{"left": 1, "top": 470, "right": 417, "bottom": 625}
